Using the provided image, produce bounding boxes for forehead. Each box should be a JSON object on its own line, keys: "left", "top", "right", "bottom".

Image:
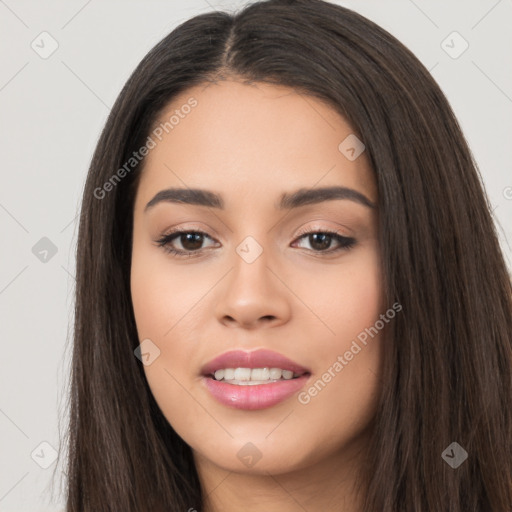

{"left": 136, "top": 80, "right": 376, "bottom": 207}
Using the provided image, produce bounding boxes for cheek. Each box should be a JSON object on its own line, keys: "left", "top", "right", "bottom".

{"left": 293, "top": 247, "right": 384, "bottom": 427}
{"left": 130, "top": 243, "right": 213, "bottom": 433}
{"left": 130, "top": 238, "right": 208, "bottom": 341}
{"left": 343, "top": 252, "right": 383, "bottom": 333}
{"left": 297, "top": 246, "right": 383, "bottom": 340}
{"left": 130, "top": 254, "right": 209, "bottom": 445}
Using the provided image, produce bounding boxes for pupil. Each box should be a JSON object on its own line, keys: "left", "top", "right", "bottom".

{"left": 310, "top": 233, "right": 331, "bottom": 250}
{"left": 182, "top": 233, "right": 203, "bottom": 250}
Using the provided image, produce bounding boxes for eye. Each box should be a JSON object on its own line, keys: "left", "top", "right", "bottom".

{"left": 154, "top": 227, "right": 356, "bottom": 258}
{"left": 155, "top": 229, "right": 218, "bottom": 257}
{"left": 292, "top": 227, "right": 356, "bottom": 254}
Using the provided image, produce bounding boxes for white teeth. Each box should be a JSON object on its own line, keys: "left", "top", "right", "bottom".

{"left": 282, "top": 370, "right": 294, "bottom": 380}
{"left": 269, "top": 367, "right": 283, "bottom": 379}
{"left": 234, "top": 368, "right": 251, "bottom": 381}
{"left": 250, "top": 368, "right": 269, "bottom": 380}
{"left": 224, "top": 368, "right": 235, "bottom": 380}
{"left": 211, "top": 367, "right": 302, "bottom": 384}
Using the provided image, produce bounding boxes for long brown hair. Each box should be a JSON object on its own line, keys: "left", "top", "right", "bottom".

{"left": 59, "top": 0, "right": 512, "bottom": 510}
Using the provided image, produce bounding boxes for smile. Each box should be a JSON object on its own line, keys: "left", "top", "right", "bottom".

{"left": 201, "top": 349, "right": 311, "bottom": 409}
{"left": 211, "top": 367, "right": 303, "bottom": 385}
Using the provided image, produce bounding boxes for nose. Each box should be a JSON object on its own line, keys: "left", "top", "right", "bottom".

{"left": 214, "top": 248, "right": 292, "bottom": 330}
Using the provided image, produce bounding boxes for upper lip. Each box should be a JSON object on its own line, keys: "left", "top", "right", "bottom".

{"left": 201, "top": 349, "right": 310, "bottom": 376}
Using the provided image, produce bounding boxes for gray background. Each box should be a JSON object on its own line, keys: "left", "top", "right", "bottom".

{"left": 0, "top": 0, "right": 511, "bottom": 510}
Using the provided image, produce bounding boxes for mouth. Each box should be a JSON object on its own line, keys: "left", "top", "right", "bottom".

{"left": 207, "top": 367, "right": 307, "bottom": 385}
{"left": 200, "top": 349, "right": 311, "bottom": 410}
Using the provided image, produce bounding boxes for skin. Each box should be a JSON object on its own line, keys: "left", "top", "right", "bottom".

{"left": 130, "top": 79, "right": 385, "bottom": 512}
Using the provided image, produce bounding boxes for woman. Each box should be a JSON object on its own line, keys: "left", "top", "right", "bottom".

{"left": 61, "top": 0, "right": 512, "bottom": 510}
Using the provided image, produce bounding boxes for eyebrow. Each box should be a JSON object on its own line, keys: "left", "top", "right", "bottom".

{"left": 144, "top": 186, "right": 375, "bottom": 212}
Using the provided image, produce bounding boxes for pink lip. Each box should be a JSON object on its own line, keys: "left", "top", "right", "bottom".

{"left": 201, "top": 349, "right": 311, "bottom": 410}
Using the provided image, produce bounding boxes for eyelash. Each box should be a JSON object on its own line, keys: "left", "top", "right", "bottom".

{"left": 154, "top": 226, "right": 356, "bottom": 258}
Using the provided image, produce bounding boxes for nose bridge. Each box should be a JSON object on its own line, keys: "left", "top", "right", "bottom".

{"left": 230, "top": 233, "right": 275, "bottom": 297}
{"left": 214, "top": 231, "right": 291, "bottom": 327}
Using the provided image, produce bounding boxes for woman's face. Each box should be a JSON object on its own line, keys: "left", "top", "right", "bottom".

{"left": 131, "top": 80, "right": 384, "bottom": 477}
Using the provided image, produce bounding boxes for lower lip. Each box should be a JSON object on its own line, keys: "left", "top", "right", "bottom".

{"left": 203, "top": 374, "right": 310, "bottom": 410}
